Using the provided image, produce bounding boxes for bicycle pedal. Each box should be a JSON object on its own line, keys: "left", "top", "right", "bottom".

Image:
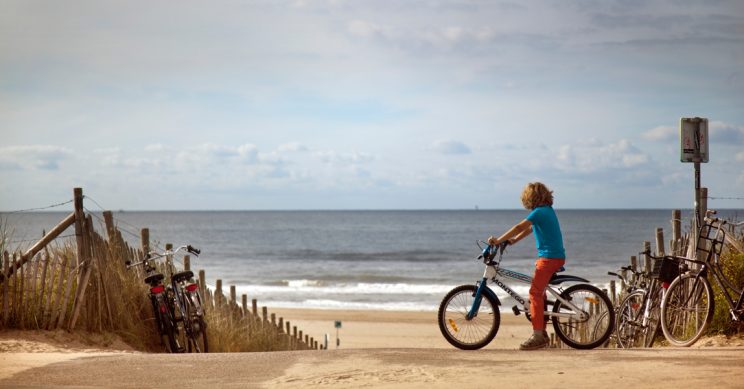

{"left": 511, "top": 305, "right": 521, "bottom": 316}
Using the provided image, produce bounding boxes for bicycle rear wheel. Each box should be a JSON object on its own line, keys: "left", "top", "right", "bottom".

{"left": 660, "top": 273, "right": 714, "bottom": 347}
{"left": 159, "top": 304, "right": 180, "bottom": 353}
{"left": 615, "top": 290, "right": 646, "bottom": 348}
{"left": 438, "top": 284, "right": 500, "bottom": 350}
{"left": 552, "top": 284, "right": 614, "bottom": 349}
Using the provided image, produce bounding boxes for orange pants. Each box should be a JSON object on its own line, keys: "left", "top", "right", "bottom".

{"left": 529, "top": 258, "right": 566, "bottom": 331}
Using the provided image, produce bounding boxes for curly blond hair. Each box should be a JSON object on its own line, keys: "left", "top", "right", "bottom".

{"left": 520, "top": 182, "right": 554, "bottom": 210}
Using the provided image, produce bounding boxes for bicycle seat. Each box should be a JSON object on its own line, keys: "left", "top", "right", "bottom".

{"left": 144, "top": 273, "right": 164, "bottom": 285}
{"left": 172, "top": 270, "right": 194, "bottom": 284}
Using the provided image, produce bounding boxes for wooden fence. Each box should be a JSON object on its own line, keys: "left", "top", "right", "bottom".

{"left": 0, "top": 188, "right": 320, "bottom": 351}
{"left": 548, "top": 209, "right": 690, "bottom": 349}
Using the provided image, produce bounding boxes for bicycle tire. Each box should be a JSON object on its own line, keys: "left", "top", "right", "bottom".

{"left": 188, "top": 317, "right": 209, "bottom": 353}
{"left": 643, "top": 287, "right": 662, "bottom": 348}
{"left": 552, "top": 284, "right": 614, "bottom": 349}
{"left": 157, "top": 297, "right": 180, "bottom": 353}
{"left": 438, "top": 284, "right": 500, "bottom": 350}
{"left": 615, "top": 290, "right": 646, "bottom": 348}
{"left": 660, "top": 273, "right": 714, "bottom": 347}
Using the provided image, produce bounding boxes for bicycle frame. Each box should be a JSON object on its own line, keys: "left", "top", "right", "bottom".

{"left": 683, "top": 257, "right": 744, "bottom": 321}
{"left": 468, "top": 263, "right": 588, "bottom": 322}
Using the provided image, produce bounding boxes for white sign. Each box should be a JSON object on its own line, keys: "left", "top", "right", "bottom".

{"left": 680, "top": 117, "right": 709, "bottom": 163}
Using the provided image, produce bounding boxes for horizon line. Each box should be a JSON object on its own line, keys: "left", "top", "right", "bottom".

{"left": 3, "top": 207, "right": 741, "bottom": 213}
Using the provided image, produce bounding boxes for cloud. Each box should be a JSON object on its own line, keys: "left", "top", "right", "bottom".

{"left": 710, "top": 121, "right": 744, "bottom": 144}
{"left": 642, "top": 125, "right": 676, "bottom": 141}
{"left": 643, "top": 121, "right": 744, "bottom": 145}
{"left": 430, "top": 140, "right": 471, "bottom": 155}
{"left": 736, "top": 151, "right": 744, "bottom": 162}
{"left": 315, "top": 150, "right": 374, "bottom": 165}
{"left": 553, "top": 139, "right": 651, "bottom": 173}
{"left": 0, "top": 145, "right": 73, "bottom": 171}
{"left": 277, "top": 142, "right": 308, "bottom": 153}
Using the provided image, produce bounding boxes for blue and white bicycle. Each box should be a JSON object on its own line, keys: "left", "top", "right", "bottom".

{"left": 438, "top": 241, "right": 615, "bottom": 350}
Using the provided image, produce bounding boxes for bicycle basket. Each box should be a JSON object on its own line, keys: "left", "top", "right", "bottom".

{"left": 697, "top": 222, "right": 725, "bottom": 261}
{"left": 652, "top": 256, "right": 680, "bottom": 284}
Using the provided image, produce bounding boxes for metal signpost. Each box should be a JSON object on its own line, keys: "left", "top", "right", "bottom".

{"left": 334, "top": 320, "right": 342, "bottom": 349}
{"left": 680, "top": 117, "right": 709, "bottom": 257}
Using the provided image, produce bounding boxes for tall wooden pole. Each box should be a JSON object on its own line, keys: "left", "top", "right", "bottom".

{"left": 73, "top": 188, "right": 86, "bottom": 281}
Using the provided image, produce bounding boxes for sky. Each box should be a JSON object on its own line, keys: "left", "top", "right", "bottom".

{"left": 1, "top": 0, "right": 743, "bottom": 211}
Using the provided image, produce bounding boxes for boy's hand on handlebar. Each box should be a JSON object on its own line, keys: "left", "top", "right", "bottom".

{"left": 487, "top": 236, "right": 514, "bottom": 246}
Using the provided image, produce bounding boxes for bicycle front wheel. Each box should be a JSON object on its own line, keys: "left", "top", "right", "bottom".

{"left": 615, "top": 290, "right": 646, "bottom": 348}
{"left": 552, "top": 284, "right": 614, "bottom": 349}
{"left": 660, "top": 273, "right": 714, "bottom": 347}
{"left": 188, "top": 317, "right": 209, "bottom": 353}
{"left": 438, "top": 284, "right": 500, "bottom": 350}
{"left": 643, "top": 287, "right": 662, "bottom": 348}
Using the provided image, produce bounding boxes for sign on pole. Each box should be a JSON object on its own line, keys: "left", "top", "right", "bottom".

{"left": 680, "top": 117, "right": 709, "bottom": 163}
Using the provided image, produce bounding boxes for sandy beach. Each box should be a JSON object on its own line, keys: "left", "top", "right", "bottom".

{"left": 270, "top": 308, "right": 529, "bottom": 350}
{"left": 1, "top": 308, "right": 743, "bottom": 388}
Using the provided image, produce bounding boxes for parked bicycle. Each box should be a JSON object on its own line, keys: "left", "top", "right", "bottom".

{"left": 127, "top": 244, "right": 207, "bottom": 353}
{"left": 610, "top": 251, "right": 675, "bottom": 349}
{"left": 126, "top": 248, "right": 183, "bottom": 352}
{"left": 659, "top": 212, "right": 744, "bottom": 347}
{"left": 438, "top": 241, "right": 615, "bottom": 350}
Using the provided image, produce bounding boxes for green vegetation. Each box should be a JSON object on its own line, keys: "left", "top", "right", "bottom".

{"left": 708, "top": 243, "right": 744, "bottom": 335}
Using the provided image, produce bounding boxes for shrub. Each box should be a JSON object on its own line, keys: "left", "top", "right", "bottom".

{"left": 708, "top": 235, "right": 744, "bottom": 335}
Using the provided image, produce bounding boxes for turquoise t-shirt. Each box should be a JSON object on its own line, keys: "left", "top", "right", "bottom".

{"left": 526, "top": 206, "right": 566, "bottom": 259}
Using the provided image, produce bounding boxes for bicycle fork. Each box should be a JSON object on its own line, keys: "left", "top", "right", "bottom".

{"left": 467, "top": 278, "right": 489, "bottom": 320}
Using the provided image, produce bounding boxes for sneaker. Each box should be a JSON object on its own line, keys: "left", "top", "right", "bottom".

{"left": 520, "top": 332, "right": 549, "bottom": 350}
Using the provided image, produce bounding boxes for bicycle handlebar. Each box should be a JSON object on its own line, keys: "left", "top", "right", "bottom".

{"left": 704, "top": 209, "right": 744, "bottom": 227}
{"left": 125, "top": 244, "right": 201, "bottom": 269}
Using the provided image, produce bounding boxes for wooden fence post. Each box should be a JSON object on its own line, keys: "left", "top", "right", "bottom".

{"left": 55, "top": 252, "right": 76, "bottom": 329}
{"left": 73, "top": 188, "right": 85, "bottom": 277}
{"left": 30, "top": 253, "right": 41, "bottom": 319}
{"left": 18, "top": 253, "right": 25, "bottom": 328}
{"left": 198, "top": 270, "right": 206, "bottom": 298}
{"left": 164, "top": 243, "right": 173, "bottom": 279}
{"left": 102, "top": 211, "right": 116, "bottom": 243}
{"left": 215, "top": 279, "right": 223, "bottom": 307}
{"left": 655, "top": 228, "right": 665, "bottom": 256}
{"left": 672, "top": 210, "right": 681, "bottom": 255}
{"left": 140, "top": 228, "right": 150, "bottom": 260}
{"left": 69, "top": 216, "right": 95, "bottom": 331}
{"left": 241, "top": 294, "right": 248, "bottom": 317}
{"left": 42, "top": 251, "right": 57, "bottom": 329}
{"left": 643, "top": 241, "right": 651, "bottom": 275}
{"left": 183, "top": 255, "right": 190, "bottom": 272}
{"left": 35, "top": 250, "right": 49, "bottom": 327}
{"left": 2, "top": 252, "right": 9, "bottom": 325}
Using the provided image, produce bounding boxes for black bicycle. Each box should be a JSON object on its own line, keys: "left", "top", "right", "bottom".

{"left": 126, "top": 250, "right": 182, "bottom": 352}
{"left": 128, "top": 244, "right": 207, "bottom": 353}
{"left": 660, "top": 212, "right": 744, "bottom": 346}
{"left": 610, "top": 252, "right": 676, "bottom": 348}
{"left": 167, "top": 246, "right": 208, "bottom": 353}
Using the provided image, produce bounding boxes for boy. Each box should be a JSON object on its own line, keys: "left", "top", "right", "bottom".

{"left": 488, "top": 182, "right": 565, "bottom": 350}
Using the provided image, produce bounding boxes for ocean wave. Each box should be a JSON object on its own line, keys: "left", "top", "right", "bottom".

{"left": 254, "top": 249, "right": 465, "bottom": 263}
{"left": 234, "top": 281, "right": 455, "bottom": 296}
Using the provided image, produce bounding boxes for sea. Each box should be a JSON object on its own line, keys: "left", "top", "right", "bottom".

{"left": 2, "top": 209, "right": 741, "bottom": 311}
